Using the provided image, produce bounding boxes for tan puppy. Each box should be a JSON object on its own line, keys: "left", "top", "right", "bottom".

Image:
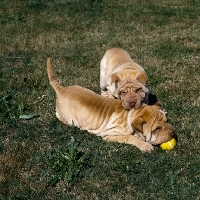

{"left": 47, "top": 58, "right": 175, "bottom": 152}
{"left": 100, "top": 48, "right": 150, "bottom": 109}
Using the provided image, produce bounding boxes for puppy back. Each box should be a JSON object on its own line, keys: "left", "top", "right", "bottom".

{"left": 47, "top": 58, "right": 63, "bottom": 94}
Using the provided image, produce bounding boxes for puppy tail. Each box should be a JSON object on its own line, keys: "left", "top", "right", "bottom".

{"left": 47, "top": 58, "right": 63, "bottom": 94}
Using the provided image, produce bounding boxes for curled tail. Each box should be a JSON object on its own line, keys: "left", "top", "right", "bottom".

{"left": 47, "top": 58, "right": 63, "bottom": 94}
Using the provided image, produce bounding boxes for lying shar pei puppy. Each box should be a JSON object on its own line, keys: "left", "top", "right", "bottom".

{"left": 100, "top": 48, "right": 150, "bottom": 109}
{"left": 47, "top": 58, "right": 175, "bottom": 152}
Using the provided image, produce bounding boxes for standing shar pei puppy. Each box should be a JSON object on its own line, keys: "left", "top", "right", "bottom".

{"left": 100, "top": 48, "right": 150, "bottom": 109}
{"left": 47, "top": 58, "right": 175, "bottom": 152}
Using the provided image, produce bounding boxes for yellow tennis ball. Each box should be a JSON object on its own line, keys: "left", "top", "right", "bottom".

{"left": 160, "top": 138, "right": 176, "bottom": 150}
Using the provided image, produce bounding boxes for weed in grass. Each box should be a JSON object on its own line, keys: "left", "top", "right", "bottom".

{"left": 0, "top": 92, "right": 26, "bottom": 122}
{"left": 41, "top": 136, "right": 88, "bottom": 186}
{"left": 0, "top": 91, "right": 38, "bottom": 122}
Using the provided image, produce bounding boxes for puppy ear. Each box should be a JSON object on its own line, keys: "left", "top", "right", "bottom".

{"left": 111, "top": 73, "right": 120, "bottom": 84}
{"left": 131, "top": 116, "right": 145, "bottom": 133}
{"left": 137, "top": 73, "right": 147, "bottom": 84}
{"left": 143, "top": 116, "right": 157, "bottom": 142}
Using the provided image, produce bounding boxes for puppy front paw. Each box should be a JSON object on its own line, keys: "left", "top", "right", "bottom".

{"left": 101, "top": 90, "right": 109, "bottom": 97}
{"left": 138, "top": 142, "right": 154, "bottom": 153}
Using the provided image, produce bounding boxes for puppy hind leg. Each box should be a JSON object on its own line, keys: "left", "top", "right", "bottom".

{"left": 56, "top": 111, "right": 69, "bottom": 125}
{"left": 143, "top": 84, "right": 151, "bottom": 104}
{"left": 100, "top": 56, "right": 109, "bottom": 97}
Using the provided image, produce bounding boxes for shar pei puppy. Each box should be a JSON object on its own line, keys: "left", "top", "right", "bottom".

{"left": 100, "top": 48, "right": 150, "bottom": 110}
{"left": 47, "top": 58, "right": 175, "bottom": 152}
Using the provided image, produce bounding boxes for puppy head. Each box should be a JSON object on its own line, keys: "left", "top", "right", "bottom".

{"left": 131, "top": 103, "right": 175, "bottom": 145}
{"left": 111, "top": 72, "right": 149, "bottom": 110}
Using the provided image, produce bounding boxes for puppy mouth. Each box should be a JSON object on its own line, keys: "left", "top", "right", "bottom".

{"left": 130, "top": 101, "right": 141, "bottom": 109}
{"left": 130, "top": 102, "right": 136, "bottom": 107}
{"left": 122, "top": 99, "right": 142, "bottom": 109}
{"left": 147, "top": 140, "right": 161, "bottom": 146}
{"left": 122, "top": 101, "right": 133, "bottom": 109}
{"left": 123, "top": 103, "right": 139, "bottom": 110}
{"left": 123, "top": 104, "right": 133, "bottom": 110}
{"left": 149, "top": 141, "right": 156, "bottom": 145}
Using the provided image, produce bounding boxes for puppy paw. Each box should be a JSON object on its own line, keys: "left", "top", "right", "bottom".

{"left": 138, "top": 142, "right": 154, "bottom": 152}
{"left": 101, "top": 91, "right": 109, "bottom": 97}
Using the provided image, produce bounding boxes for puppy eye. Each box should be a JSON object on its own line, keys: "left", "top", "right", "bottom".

{"left": 136, "top": 88, "right": 142, "bottom": 93}
{"left": 121, "top": 91, "right": 126, "bottom": 95}
{"left": 154, "top": 127, "right": 161, "bottom": 132}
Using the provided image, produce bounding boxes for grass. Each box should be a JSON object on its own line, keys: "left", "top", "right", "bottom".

{"left": 41, "top": 136, "right": 88, "bottom": 186}
{"left": 0, "top": 0, "right": 200, "bottom": 199}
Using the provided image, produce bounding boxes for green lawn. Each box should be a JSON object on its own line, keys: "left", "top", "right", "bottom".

{"left": 0, "top": 0, "right": 200, "bottom": 199}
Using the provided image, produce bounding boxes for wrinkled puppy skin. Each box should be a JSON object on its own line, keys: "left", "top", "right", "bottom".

{"left": 100, "top": 48, "right": 150, "bottom": 109}
{"left": 47, "top": 58, "right": 175, "bottom": 153}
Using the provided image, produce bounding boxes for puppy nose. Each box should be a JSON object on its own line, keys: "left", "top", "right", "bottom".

{"left": 130, "top": 102, "right": 136, "bottom": 106}
{"left": 171, "top": 130, "right": 175, "bottom": 137}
